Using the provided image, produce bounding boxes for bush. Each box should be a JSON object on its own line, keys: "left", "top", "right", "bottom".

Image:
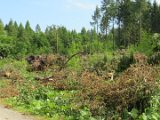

{"left": 77, "top": 63, "right": 159, "bottom": 119}
{"left": 139, "top": 92, "right": 160, "bottom": 120}
{"left": 117, "top": 53, "right": 134, "bottom": 72}
{"left": 148, "top": 52, "right": 160, "bottom": 65}
{"left": 136, "top": 32, "right": 153, "bottom": 56}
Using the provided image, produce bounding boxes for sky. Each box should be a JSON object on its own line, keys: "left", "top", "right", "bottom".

{"left": 0, "top": 0, "right": 101, "bottom": 32}
{"left": 155, "top": 0, "right": 160, "bottom": 4}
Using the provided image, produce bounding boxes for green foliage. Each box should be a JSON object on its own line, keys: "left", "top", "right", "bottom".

{"left": 152, "top": 33, "right": 160, "bottom": 52}
{"left": 0, "top": 44, "right": 11, "bottom": 57}
{"left": 148, "top": 52, "right": 160, "bottom": 65}
{"left": 125, "top": 88, "right": 160, "bottom": 120}
{"left": 67, "top": 57, "right": 82, "bottom": 71}
{"left": 117, "top": 53, "right": 134, "bottom": 72}
{"left": 128, "top": 108, "right": 139, "bottom": 119}
{"left": 5, "top": 19, "right": 18, "bottom": 37}
{"left": 0, "top": 36, "right": 15, "bottom": 57}
{"left": 90, "top": 6, "right": 101, "bottom": 33}
{"left": 138, "top": 89, "right": 160, "bottom": 120}
{"left": 9, "top": 82, "right": 95, "bottom": 119}
{"left": 136, "top": 32, "right": 153, "bottom": 56}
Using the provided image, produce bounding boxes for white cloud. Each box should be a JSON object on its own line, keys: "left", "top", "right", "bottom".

{"left": 66, "top": 0, "right": 96, "bottom": 10}
{"left": 156, "top": 0, "right": 160, "bottom": 5}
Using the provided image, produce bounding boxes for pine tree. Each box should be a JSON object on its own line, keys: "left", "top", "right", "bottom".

{"left": 101, "top": 0, "right": 118, "bottom": 49}
{"left": 5, "top": 19, "right": 18, "bottom": 37}
{"left": 17, "top": 23, "right": 25, "bottom": 38}
{"left": 25, "top": 20, "right": 34, "bottom": 36}
{"left": 35, "top": 24, "right": 42, "bottom": 33}
{"left": 151, "top": 0, "right": 160, "bottom": 33}
{"left": 135, "top": 0, "right": 148, "bottom": 42}
{"left": 90, "top": 6, "right": 101, "bottom": 33}
{"left": 45, "top": 25, "right": 58, "bottom": 53}
{"left": 16, "top": 23, "right": 31, "bottom": 56}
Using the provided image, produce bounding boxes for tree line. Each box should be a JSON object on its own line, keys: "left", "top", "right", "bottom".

{"left": 0, "top": 0, "right": 160, "bottom": 58}
{"left": 91, "top": 0, "right": 160, "bottom": 49}
{"left": 0, "top": 19, "right": 104, "bottom": 58}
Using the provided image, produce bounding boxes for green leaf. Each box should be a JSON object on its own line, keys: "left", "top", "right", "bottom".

{"left": 152, "top": 113, "right": 160, "bottom": 120}
{"left": 128, "top": 108, "right": 138, "bottom": 119}
{"left": 141, "top": 113, "right": 147, "bottom": 120}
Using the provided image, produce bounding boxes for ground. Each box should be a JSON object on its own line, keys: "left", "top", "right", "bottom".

{"left": 0, "top": 105, "right": 34, "bottom": 120}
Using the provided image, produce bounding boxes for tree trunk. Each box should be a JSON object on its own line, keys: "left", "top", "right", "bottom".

{"left": 97, "top": 21, "right": 99, "bottom": 34}
{"left": 56, "top": 32, "right": 59, "bottom": 54}
{"left": 113, "top": 17, "right": 115, "bottom": 50}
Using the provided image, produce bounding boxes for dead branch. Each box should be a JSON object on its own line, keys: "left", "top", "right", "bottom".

{"left": 59, "top": 51, "right": 85, "bottom": 71}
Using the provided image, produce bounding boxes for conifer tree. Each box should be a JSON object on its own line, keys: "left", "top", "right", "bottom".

{"left": 90, "top": 6, "right": 101, "bottom": 33}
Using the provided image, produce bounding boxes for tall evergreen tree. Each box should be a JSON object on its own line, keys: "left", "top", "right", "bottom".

{"left": 45, "top": 25, "right": 58, "bottom": 53}
{"left": 100, "top": 13, "right": 109, "bottom": 35}
{"left": 25, "top": 20, "right": 34, "bottom": 36}
{"left": 90, "top": 6, "right": 101, "bottom": 33}
{"left": 17, "top": 23, "right": 25, "bottom": 38}
{"left": 15, "top": 23, "right": 31, "bottom": 55}
{"left": 116, "top": 0, "right": 122, "bottom": 46}
{"left": 5, "top": 19, "right": 18, "bottom": 37}
{"left": 135, "top": 0, "right": 148, "bottom": 42}
{"left": 151, "top": 0, "right": 160, "bottom": 33}
{"left": 120, "top": 0, "right": 135, "bottom": 47}
{"left": 142, "top": 1, "right": 152, "bottom": 32}
{"left": 35, "top": 24, "right": 42, "bottom": 33}
{"left": 101, "top": 0, "right": 118, "bottom": 49}
{"left": 100, "top": 0, "right": 111, "bottom": 35}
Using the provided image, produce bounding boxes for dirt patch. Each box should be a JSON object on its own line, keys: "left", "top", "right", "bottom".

{"left": 0, "top": 105, "right": 34, "bottom": 120}
{"left": 0, "top": 80, "right": 19, "bottom": 98}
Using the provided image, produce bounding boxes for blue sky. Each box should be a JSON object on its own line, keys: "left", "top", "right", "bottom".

{"left": 0, "top": 0, "right": 100, "bottom": 32}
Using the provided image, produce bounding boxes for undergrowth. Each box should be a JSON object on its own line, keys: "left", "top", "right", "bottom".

{"left": 0, "top": 52, "right": 160, "bottom": 120}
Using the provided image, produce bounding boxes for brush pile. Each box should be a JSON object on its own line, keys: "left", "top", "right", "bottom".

{"left": 32, "top": 53, "right": 159, "bottom": 118}
{"left": 78, "top": 53, "right": 159, "bottom": 116}
{"left": 26, "top": 54, "right": 66, "bottom": 71}
{"left": 0, "top": 65, "right": 22, "bottom": 82}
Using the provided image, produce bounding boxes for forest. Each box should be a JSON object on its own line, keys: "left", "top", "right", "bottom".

{"left": 0, "top": 0, "right": 160, "bottom": 119}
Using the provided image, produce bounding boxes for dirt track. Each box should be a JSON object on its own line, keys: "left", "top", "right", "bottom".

{"left": 0, "top": 105, "right": 34, "bottom": 120}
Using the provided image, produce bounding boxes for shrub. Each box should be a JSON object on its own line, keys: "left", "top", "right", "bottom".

{"left": 77, "top": 63, "right": 159, "bottom": 119}
{"left": 117, "top": 53, "right": 134, "bottom": 72}
{"left": 148, "top": 52, "right": 160, "bottom": 65}
{"left": 136, "top": 32, "right": 153, "bottom": 56}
